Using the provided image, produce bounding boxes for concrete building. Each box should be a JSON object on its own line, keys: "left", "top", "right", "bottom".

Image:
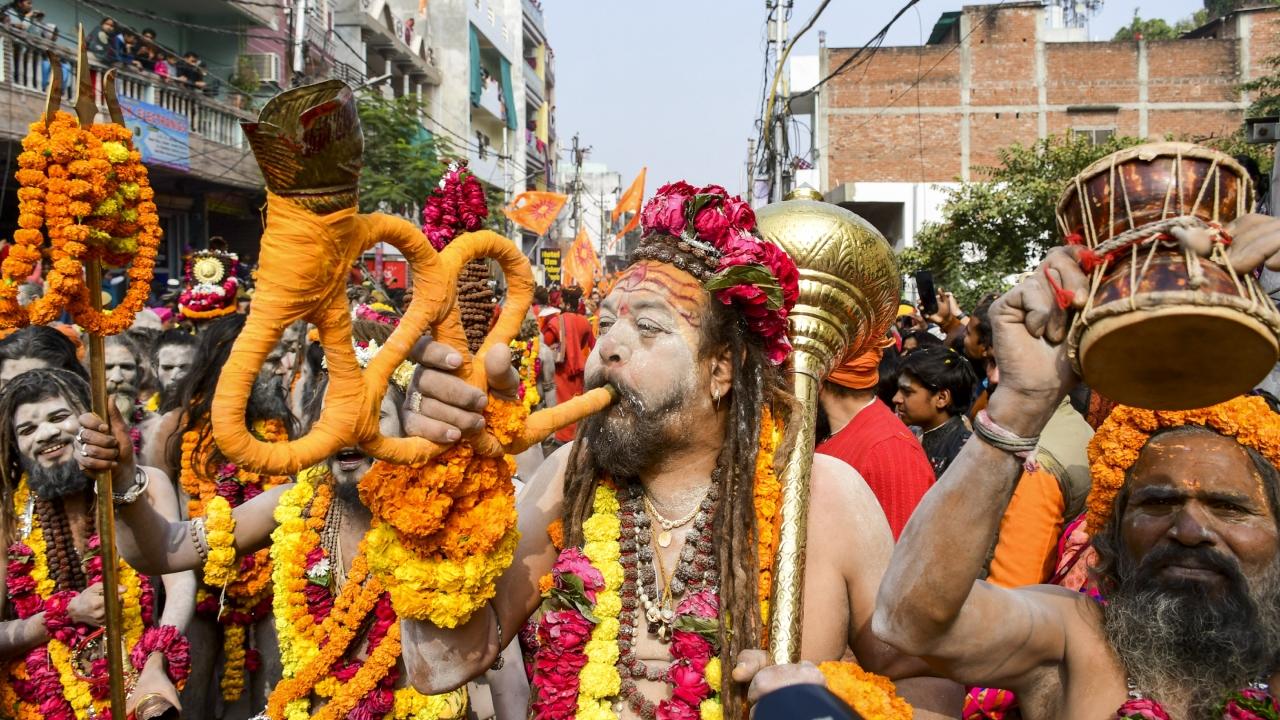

{"left": 0, "top": 0, "right": 335, "bottom": 282}
{"left": 333, "top": 0, "right": 442, "bottom": 99}
{"left": 812, "top": 2, "right": 1280, "bottom": 250}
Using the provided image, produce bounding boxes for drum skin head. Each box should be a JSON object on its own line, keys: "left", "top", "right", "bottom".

{"left": 1079, "top": 305, "right": 1279, "bottom": 410}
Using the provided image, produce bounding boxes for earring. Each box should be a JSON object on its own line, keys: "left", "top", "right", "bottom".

{"left": 712, "top": 389, "right": 721, "bottom": 410}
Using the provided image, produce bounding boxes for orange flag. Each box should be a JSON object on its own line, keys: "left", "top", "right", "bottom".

{"left": 611, "top": 167, "right": 646, "bottom": 223}
{"left": 503, "top": 191, "right": 568, "bottom": 236}
{"left": 562, "top": 227, "right": 602, "bottom": 295}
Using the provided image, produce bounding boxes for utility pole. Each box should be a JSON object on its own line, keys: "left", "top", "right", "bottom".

{"left": 758, "top": 0, "right": 792, "bottom": 204}
{"left": 291, "top": 0, "right": 309, "bottom": 86}
{"left": 570, "top": 133, "right": 590, "bottom": 236}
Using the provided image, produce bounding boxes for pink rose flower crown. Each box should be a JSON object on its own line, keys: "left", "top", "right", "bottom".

{"left": 633, "top": 182, "right": 800, "bottom": 365}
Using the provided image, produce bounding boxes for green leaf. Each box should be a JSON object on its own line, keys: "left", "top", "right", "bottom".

{"left": 704, "top": 263, "right": 784, "bottom": 310}
{"left": 547, "top": 587, "right": 599, "bottom": 624}
{"left": 673, "top": 614, "right": 719, "bottom": 640}
{"left": 685, "top": 194, "right": 720, "bottom": 220}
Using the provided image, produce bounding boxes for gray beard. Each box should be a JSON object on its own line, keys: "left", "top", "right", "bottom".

{"left": 1102, "top": 551, "right": 1280, "bottom": 719}
{"left": 24, "top": 457, "right": 90, "bottom": 500}
{"left": 579, "top": 376, "right": 691, "bottom": 480}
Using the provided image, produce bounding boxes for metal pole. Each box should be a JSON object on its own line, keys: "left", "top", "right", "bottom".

{"left": 72, "top": 27, "right": 126, "bottom": 719}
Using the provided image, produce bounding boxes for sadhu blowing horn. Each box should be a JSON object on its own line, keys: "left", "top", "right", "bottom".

{"left": 211, "top": 80, "right": 612, "bottom": 475}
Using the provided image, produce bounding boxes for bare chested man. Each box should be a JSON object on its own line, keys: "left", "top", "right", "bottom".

{"left": 874, "top": 213, "right": 1280, "bottom": 720}
{"left": 401, "top": 183, "right": 958, "bottom": 717}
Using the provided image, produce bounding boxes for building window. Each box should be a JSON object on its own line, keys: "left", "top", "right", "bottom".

{"left": 1072, "top": 127, "right": 1115, "bottom": 146}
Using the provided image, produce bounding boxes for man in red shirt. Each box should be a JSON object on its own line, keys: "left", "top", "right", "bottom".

{"left": 542, "top": 285, "right": 596, "bottom": 444}
{"left": 817, "top": 342, "right": 936, "bottom": 538}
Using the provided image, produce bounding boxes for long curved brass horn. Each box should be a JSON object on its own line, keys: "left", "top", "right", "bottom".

{"left": 211, "top": 81, "right": 611, "bottom": 475}
{"left": 755, "top": 192, "right": 900, "bottom": 663}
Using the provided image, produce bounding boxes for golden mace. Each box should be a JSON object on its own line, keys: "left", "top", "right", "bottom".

{"left": 756, "top": 189, "right": 900, "bottom": 663}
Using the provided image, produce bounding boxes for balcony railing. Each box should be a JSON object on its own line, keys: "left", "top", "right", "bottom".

{"left": 0, "top": 27, "right": 251, "bottom": 149}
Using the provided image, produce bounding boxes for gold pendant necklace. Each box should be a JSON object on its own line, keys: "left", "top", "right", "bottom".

{"left": 642, "top": 492, "right": 702, "bottom": 548}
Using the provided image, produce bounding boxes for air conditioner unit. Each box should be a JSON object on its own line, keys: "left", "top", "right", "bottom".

{"left": 240, "top": 53, "right": 281, "bottom": 84}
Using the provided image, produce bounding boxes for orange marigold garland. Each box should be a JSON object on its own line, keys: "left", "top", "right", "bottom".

{"left": 1, "top": 112, "right": 161, "bottom": 332}
{"left": 359, "top": 396, "right": 526, "bottom": 627}
{"left": 818, "top": 661, "right": 914, "bottom": 720}
{"left": 181, "top": 417, "right": 290, "bottom": 701}
{"left": 1085, "top": 395, "right": 1280, "bottom": 534}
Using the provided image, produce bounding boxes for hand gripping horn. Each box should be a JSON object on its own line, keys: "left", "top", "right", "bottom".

{"left": 211, "top": 81, "right": 612, "bottom": 475}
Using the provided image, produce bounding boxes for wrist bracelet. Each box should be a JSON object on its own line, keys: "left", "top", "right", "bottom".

{"left": 189, "top": 517, "right": 209, "bottom": 565}
{"left": 973, "top": 409, "right": 1040, "bottom": 470}
{"left": 113, "top": 467, "right": 150, "bottom": 506}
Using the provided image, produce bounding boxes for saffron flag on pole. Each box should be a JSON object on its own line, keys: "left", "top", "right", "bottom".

{"left": 502, "top": 191, "right": 568, "bottom": 236}
{"left": 611, "top": 167, "right": 646, "bottom": 223}
{"left": 562, "top": 227, "right": 602, "bottom": 295}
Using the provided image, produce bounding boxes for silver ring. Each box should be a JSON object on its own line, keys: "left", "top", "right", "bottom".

{"left": 408, "top": 391, "right": 424, "bottom": 414}
{"left": 75, "top": 430, "right": 86, "bottom": 445}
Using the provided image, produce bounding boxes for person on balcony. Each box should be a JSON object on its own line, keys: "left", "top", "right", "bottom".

{"left": 87, "top": 16, "right": 123, "bottom": 66}
{"left": 176, "top": 51, "right": 206, "bottom": 90}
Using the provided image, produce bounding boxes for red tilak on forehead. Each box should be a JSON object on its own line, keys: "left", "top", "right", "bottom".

{"left": 612, "top": 261, "right": 707, "bottom": 326}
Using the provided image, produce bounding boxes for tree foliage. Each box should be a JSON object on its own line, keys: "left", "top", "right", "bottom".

{"left": 356, "top": 91, "right": 454, "bottom": 218}
{"left": 1111, "top": 10, "right": 1202, "bottom": 41}
{"left": 900, "top": 133, "right": 1145, "bottom": 308}
{"left": 1243, "top": 52, "right": 1280, "bottom": 118}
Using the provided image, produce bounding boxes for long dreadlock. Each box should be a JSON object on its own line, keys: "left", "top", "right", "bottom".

{"left": 560, "top": 238, "right": 797, "bottom": 719}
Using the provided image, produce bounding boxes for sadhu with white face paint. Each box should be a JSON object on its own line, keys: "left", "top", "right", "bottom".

{"left": 401, "top": 182, "right": 959, "bottom": 719}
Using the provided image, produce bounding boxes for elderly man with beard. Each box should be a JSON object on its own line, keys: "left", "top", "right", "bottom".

{"left": 874, "top": 213, "right": 1280, "bottom": 720}
{"left": 0, "top": 368, "right": 195, "bottom": 719}
{"left": 400, "top": 183, "right": 959, "bottom": 718}
{"left": 104, "top": 334, "right": 155, "bottom": 454}
{"left": 144, "top": 329, "right": 197, "bottom": 412}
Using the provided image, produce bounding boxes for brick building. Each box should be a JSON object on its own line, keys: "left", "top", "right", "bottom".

{"left": 812, "top": 1, "right": 1280, "bottom": 249}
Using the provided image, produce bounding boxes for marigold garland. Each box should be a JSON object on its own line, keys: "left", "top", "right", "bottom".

{"left": 202, "top": 495, "right": 238, "bottom": 586}
{"left": 818, "top": 661, "right": 914, "bottom": 720}
{"left": 181, "top": 417, "right": 290, "bottom": 701}
{"left": 2, "top": 478, "right": 187, "bottom": 718}
{"left": 359, "top": 396, "right": 527, "bottom": 627}
{"left": 1085, "top": 395, "right": 1280, "bottom": 534}
{"left": 526, "top": 406, "right": 911, "bottom": 718}
{"left": 267, "top": 468, "right": 466, "bottom": 720}
{"left": 1, "top": 112, "right": 162, "bottom": 333}
{"left": 510, "top": 336, "right": 541, "bottom": 410}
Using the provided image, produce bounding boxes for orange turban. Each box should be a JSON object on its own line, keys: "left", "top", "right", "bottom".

{"left": 827, "top": 344, "right": 885, "bottom": 390}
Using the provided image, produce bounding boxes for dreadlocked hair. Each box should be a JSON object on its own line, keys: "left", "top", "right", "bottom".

{"left": 163, "top": 313, "right": 297, "bottom": 473}
{"left": 0, "top": 369, "right": 92, "bottom": 553}
{"left": 560, "top": 240, "right": 797, "bottom": 720}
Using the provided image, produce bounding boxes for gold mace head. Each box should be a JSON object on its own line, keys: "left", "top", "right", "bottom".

{"left": 241, "top": 79, "right": 363, "bottom": 213}
{"left": 756, "top": 197, "right": 900, "bottom": 378}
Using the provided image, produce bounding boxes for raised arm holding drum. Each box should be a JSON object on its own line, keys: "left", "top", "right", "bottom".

{"left": 874, "top": 143, "right": 1280, "bottom": 720}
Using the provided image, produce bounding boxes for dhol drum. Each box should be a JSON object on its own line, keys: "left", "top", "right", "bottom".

{"left": 1057, "top": 142, "right": 1280, "bottom": 410}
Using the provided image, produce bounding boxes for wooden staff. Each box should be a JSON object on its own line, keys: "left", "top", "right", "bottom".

{"left": 755, "top": 191, "right": 900, "bottom": 663}
{"left": 44, "top": 28, "right": 130, "bottom": 719}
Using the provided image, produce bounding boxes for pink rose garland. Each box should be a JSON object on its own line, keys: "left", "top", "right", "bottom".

{"left": 421, "top": 161, "right": 489, "bottom": 251}
{"left": 639, "top": 182, "right": 800, "bottom": 365}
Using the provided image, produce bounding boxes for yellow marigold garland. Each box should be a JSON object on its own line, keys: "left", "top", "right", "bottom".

{"left": 1085, "top": 395, "right": 1280, "bottom": 534}
{"left": 202, "top": 495, "right": 238, "bottom": 587}
{"left": 4, "top": 479, "right": 148, "bottom": 718}
{"left": 268, "top": 468, "right": 466, "bottom": 720}
{"left": 576, "top": 485, "right": 623, "bottom": 717}
{"left": 510, "top": 336, "right": 541, "bottom": 410}
{"left": 359, "top": 396, "right": 527, "bottom": 627}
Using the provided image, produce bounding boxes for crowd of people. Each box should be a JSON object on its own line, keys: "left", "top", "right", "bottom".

{"left": 0, "top": 2, "right": 213, "bottom": 93}
{"left": 0, "top": 172, "right": 1279, "bottom": 720}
